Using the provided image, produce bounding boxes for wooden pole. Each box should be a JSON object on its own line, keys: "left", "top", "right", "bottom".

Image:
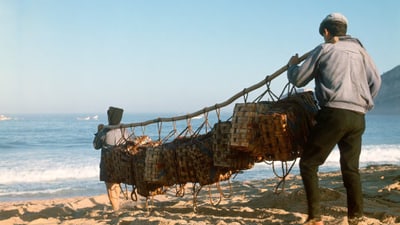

{"left": 105, "top": 51, "right": 311, "bottom": 129}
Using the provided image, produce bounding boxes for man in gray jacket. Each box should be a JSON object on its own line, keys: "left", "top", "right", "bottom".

{"left": 287, "top": 13, "right": 381, "bottom": 225}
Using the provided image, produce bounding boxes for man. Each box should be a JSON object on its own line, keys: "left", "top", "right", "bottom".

{"left": 287, "top": 13, "right": 381, "bottom": 225}
{"left": 93, "top": 106, "right": 130, "bottom": 212}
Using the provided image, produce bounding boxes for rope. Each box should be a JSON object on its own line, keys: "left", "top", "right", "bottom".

{"left": 243, "top": 89, "right": 249, "bottom": 103}
{"left": 271, "top": 159, "right": 298, "bottom": 194}
{"left": 254, "top": 78, "right": 280, "bottom": 103}
{"left": 215, "top": 107, "right": 221, "bottom": 121}
{"left": 157, "top": 121, "right": 162, "bottom": 142}
{"left": 192, "top": 183, "right": 202, "bottom": 213}
{"left": 121, "top": 184, "right": 129, "bottom": 200}
{"left": 131, "top": 186, "right": 138, "bottom": 201}
{"left": 218, "top": 179, "right": 233, "bottom": 199}
{"left": 207, "top": 183, "right": 222, "bottom": 206}
{"left": 175, "top": 184, "right": 186, "bottom": 197}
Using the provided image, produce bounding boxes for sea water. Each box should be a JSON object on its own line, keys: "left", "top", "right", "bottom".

{"left": 0, "top": 113, "right": 399, "bottom": 202}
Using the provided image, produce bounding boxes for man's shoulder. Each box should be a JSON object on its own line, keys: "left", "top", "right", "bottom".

{"left": 105, "top": 128, "right": 123, "bottom": 135}
{"left": 93, "top": 129, "right": 109, "bottom": 150}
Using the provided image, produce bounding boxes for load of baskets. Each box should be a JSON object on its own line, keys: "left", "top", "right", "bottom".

{"left": 101, "top": 90, "right": 319, "bottom": 200}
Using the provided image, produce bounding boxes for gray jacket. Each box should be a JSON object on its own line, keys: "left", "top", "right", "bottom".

{"left": 288, "top": 36, "right": 381, "bottom": 114}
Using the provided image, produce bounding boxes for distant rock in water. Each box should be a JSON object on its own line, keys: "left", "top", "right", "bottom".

{"left": 373, "top": 65, "right": 400, "bottom": 114}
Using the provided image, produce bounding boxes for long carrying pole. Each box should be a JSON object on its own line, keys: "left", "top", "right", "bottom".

{"left": 106, "top": 51, "right": 311, "bottom": 130}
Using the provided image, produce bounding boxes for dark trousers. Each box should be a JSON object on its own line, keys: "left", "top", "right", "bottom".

{"left": 300, "top": 107, "right": 365, "bottom": 220}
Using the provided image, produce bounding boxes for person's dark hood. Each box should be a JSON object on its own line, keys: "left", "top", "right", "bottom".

{"left": 107, "top": 106, "right": 123, "bottom": 125}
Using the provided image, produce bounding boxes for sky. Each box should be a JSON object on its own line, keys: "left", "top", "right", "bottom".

{"left": 1, "top": 0, "right": 399, "bottom": 114}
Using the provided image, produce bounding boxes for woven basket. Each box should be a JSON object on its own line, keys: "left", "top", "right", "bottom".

{"left": 101, "top": 135, "right": 159, "bottom": 185}
{"left": 144, "top": 146, "right": 167, "bottom": 185}
{"left": 247, "top": 91, "right": 318, "bottom": 161}
{"left": 102, "top": 148, "right": 117, "bottom": 183}
{"left": 230, "top": 103, "right": 271, "bottom": 152}
{"left": 212, "top": 121, "right": 256, "bottom": 170}
{"left": 112, "top": 145, "right": 136, "bottom": 185}
{"left": 228, "top": 151, "right": 256, "bottom": 170}
{"left": 102, "top": 145, "right": 135, "bottom": 184}
{"left": 212, "top": 121, "right": 233, "bottom": 167}
{"left": 191, "top": 133, "right": 218, "bottom": 185}
{"left": 161, "top": 132, "right": 232, "bottom": 186}
{"left": 105, "top": 136, "right": 161, "bottom": 185}
{"left": 132, "top": 147, "right": 164, "bottom": 197}
{"left": 162, "top": 137, "right": 198, "bottom": 184}
{"left": 198, "top": 166, "right": 233, "bottom": 186}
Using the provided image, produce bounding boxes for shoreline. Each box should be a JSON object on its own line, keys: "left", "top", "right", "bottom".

{"left": 1, "top": 164, "right": 399, "bottom": 225}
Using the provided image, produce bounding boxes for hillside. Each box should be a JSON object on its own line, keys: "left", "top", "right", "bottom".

{"left": 372, "top": 65, "right": 400, "bottom": 114}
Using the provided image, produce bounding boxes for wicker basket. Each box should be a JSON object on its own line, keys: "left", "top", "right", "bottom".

{"left": 162, "top": 137, "right": 198, "bottom": 184}
{"left": 198, "top": 166, "right": 233, "bottom": 186}
{"left": 191, "top": 133, "right": 218, "bottom": 185}
{"left": 101, "top": 136, "right": 160, "bottom": 185}
{"left": 102, "top": 145, "right": 135, "bottom": 184}
{"left": 132, "top": 147, "right": 164, "bottom": 197}
{"left": 230, "top": 103, "right": 271, "bottom": 152}
{"left": 102, "top": 148, "right": 117, "bottom": 183}
{"left": 247, "top": 91, "right": 318, "bottom": 161}
{"left": 231, "top": 91, "right": 318, "bottom": 161}
{"left": 212, "top": 121, "right": 233, "bottom": 167}
{"left": 228, "top": 151, "right": 256, "bottom": 170}
{"left": 144, "top": 146, "right": 167, "bottom": 185}
{"left": 212, "top": 121, "right": 256, "bottom": 170}
{"left": 113, "top": 146, "right": 136, "bottom": 185}
{"left": 161, "top": 132, "right": 233, "bottom": 186}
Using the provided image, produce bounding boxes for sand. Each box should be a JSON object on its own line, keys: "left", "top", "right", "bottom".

{"left": 1, "top": 164, "right": 399, "bottom": 225}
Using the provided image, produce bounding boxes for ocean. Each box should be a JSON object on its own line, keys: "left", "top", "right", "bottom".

{"left": 0, "top": 113, "right": 399, "bottom": 202}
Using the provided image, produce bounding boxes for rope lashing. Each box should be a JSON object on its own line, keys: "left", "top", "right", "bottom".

{"left": 242, "top": 88, "right": 249, "bottom": 103}
{"left": 157, "top": 121, "right": 162, "bottom": 142}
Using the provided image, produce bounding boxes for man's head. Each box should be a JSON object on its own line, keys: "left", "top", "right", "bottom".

{"left": 319, "top": 13, "right": 348, "bottom": 37}
{"left": 107, "top": 106, "right": 124, "bottom": 125}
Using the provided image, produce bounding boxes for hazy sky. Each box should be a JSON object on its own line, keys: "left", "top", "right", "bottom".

{"left": 1, "top": 1, "right": 399, "bottom": 114}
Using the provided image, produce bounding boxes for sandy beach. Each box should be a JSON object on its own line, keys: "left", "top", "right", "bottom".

{"left": 1, "top": 164, "right": 399, "bottom": 225}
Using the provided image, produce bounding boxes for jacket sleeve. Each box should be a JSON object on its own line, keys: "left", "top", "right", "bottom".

{"left": 362, "top": 49, "right": 381, "bottom": 99}
{"left": 93, "top": 129, "right": 107, "bottom": 150}
{"left": 287, "top": 45, "right": 323, "bottom": 87}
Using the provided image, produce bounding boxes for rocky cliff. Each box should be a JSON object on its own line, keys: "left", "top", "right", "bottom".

{"left": 372, "top": 65, "right": 400, "bottom": 114}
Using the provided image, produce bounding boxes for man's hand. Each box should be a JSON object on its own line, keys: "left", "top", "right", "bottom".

{"left": 288, "top": 53, "right": 300, "bottom": 67}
